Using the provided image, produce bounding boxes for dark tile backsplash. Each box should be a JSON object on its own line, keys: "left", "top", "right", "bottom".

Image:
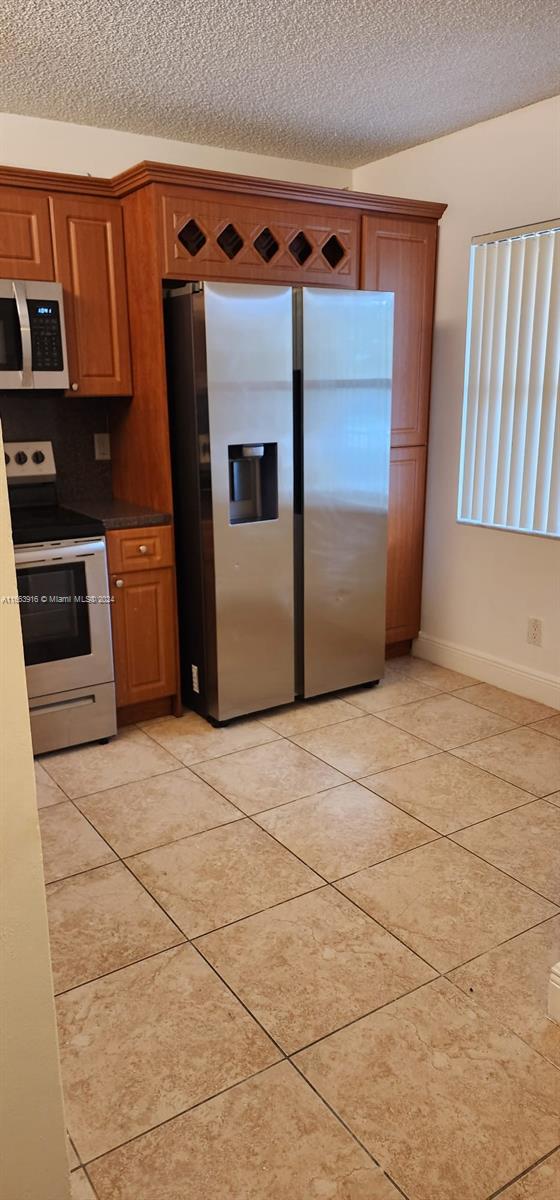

{"left": 0, "top": 392, "right": 113, "bottom": 505}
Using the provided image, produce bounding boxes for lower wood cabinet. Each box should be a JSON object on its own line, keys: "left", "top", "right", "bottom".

{"left": 386, "top": 445, "right": 427, "bottom": 644}
{"left": 107, "top": 526, "right": 178, "bottom": 709}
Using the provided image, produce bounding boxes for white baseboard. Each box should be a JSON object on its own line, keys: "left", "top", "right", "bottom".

{"left": 413, "top": 632, "right": 560, "bottom": 709}
{"left": 548, "top": 962, "right": 560, "bottom": 1025}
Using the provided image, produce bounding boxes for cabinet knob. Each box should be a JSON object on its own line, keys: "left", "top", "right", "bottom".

{"left": 114, "top": 578, "right": 124, "bottom": 588}
{"left": 138, "top": 544, "right": 148, "bottom": 554}
{"left": 70, "top": 382, "right": 79, "bottom": 392}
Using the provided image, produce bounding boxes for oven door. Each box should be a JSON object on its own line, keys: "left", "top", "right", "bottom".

{"left": 14, "top": 538, "right": 114, "bottom": 699}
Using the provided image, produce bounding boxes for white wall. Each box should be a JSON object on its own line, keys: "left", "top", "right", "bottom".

{"left": 0, "top": 421, "right": 71, "bottom": 1199}
{"left": 0, "top": 111, "right": 352, "bottom": 188}
{"left": 354, "top": 97, "right": 560, "bottom": 705}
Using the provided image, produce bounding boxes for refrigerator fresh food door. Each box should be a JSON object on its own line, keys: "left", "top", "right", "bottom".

{"left": 204, "top": 283, "right": 295, "bottom": 720}
{"left": 298, "top": 287, "right": 393, "bottom": 696}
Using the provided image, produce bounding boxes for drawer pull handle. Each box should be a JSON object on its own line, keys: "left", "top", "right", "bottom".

{"left": 114, "top": 578, "right": 124, "bottom": 588}
{"left": 138, "top": 544, "right": 148, "bottom": 554}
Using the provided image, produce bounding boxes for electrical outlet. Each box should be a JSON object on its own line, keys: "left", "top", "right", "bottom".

{"left": 94, "top": 432, "right": 111, "bottom": 461}
{"left": 527, "top": 617, "right": 543, "bottom": 646}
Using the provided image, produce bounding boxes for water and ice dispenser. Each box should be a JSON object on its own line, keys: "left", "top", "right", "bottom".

{"left": 228, "top": 443, "right": 278, "bottom": 524}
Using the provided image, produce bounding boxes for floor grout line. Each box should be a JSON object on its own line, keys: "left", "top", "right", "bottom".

{"left": 444, "top": 831, "right": 560, "bottom": 907}
{"left": 444, "top": 964, "right": 560, "bottom": 1072}
{"left": 287, "top": 1055, "right": 386, "bottom": 1175}
{"left": 79, "top": 1060, "right": 284, "bottom": 1169}
{"left": 358, "top": 776, "right": 539, "bottom": 837}
{"left": 442, "top": 908, "right": 560, "bottom": 976}
{"left": 54, "top": 939, "right": 189, "bottom": 1000}
{"left": 287, "top": 974, "right": 442, "bottom": 1057}
{"left": 485, "top": 1143, "right": 560, "bottom": 1198}
{"left": 82, "top": 1162, "right": 101, "bottom": 1199}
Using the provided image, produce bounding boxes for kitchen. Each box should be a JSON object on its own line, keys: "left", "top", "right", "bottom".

{"left": 0, "top": 168, "right": 442, "bottom": 746}
{"left": 1, "top": 35, "right": 559, "bottom": 1200}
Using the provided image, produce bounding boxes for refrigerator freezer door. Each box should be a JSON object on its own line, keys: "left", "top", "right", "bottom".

{"left": 204, "top": 283, "right": 295, "bottom": 720}
{"left": 299, "top": 287, "right": 393, "bottom": 696}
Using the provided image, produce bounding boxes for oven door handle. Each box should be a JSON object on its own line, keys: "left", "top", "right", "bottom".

{"left": 31, "top": 693, "right": 97, "bottom": 716}
{"left": 14, "top": 538, "right": 106, "bottom": 567}
{"left": 13, "top": 280, "right": 33, "bottom": 389}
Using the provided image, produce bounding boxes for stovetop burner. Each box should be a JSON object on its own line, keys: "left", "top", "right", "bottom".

{"left": 5, "top": 439, "right": 105, "bottom": 545}
{"left": 9, "top": 503, "right": 104, "bottom": 546}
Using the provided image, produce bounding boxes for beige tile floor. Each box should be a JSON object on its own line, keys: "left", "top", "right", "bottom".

{"left": 36, "top": 656, "right": 560, "bottom": 1199}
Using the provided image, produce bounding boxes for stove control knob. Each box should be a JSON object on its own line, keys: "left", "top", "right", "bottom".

{"left": 14, "top": 451, "right": 28, "bottom": 465}
{"left": 4, "top": 452, "right": 10, "bottom": 465}
{"left": 32, "top": 450, "right": 45, "bottom": 464}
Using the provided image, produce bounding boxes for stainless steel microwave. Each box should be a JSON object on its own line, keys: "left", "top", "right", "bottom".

{"left": 0, "top": 279, "right": 69, "bottom": 389}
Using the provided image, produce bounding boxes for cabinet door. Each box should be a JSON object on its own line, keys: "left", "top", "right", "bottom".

{"left": 361, "top": 215, "right": 437, "bottom": 446}
{"left": 386, "top": 445, "right": 427, "bottom": 643}
{"left": 50, "top": 195, "right": 132, "bottom": 395}
{"left": 0, "top": 187, "right": 54, "bottom": 279}
{"left": 110, "top": 567, "right": 177, "bottom": 707}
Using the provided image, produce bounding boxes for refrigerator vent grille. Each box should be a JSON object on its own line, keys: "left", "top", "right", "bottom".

{"left": 217, "top": 223, "right": 244, "bottom": 259}
{"left": 288, "top": 231, "right": 313, "bottom": 265}
{"left": 177, "top": 218, "right": 206, "bottom": 256}
{"left": 253, "top": 227, "right": 280, "bottom": 263}
{"left": 321, "top": 235, "right": 345, "bottom": 268}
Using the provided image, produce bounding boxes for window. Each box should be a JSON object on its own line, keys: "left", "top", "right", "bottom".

{"left": 457, "top": 220, "right": 559, "bottom": 537}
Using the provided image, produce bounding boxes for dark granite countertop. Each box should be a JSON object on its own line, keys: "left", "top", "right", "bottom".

{"left": 76, "top": 498, "right": 172, "bottom": 531}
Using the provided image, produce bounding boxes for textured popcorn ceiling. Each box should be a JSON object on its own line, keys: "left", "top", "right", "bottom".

{"left": 2, "top": 0, "right": 558, "bottom": 168}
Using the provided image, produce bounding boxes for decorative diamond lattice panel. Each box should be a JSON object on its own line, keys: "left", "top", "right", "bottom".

{"left": 321, "top": 234, "right": 345, "bottom": 268}
{"left": 177, "top": 218, "right": 206, "bottom": 256}
{"left": 253, "top": 227, "right": 280, "bottom": 263}
{"left": 288, "top": 231, "right": 313, "bottom": 265}
{"left": 165, "top": 192, "right": 359, "bottom": 287}
{"left": 216, "top": 223, "right": 244, "bottom": 259}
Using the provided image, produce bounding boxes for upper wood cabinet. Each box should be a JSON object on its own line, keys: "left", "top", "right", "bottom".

{"left": 361, "top": 215, "right": 437, "bottom": 446}
{"left": 160, "top": 187, "right": 359, "bottom": 288}
{"left": 386, "top": 444, "right": 427, "bottom": 643}
{"left": 0, "top": 187, "right": 54, "bottom": 280}
{"left": 50, "top": 195, "right": 132, "bottom": 396}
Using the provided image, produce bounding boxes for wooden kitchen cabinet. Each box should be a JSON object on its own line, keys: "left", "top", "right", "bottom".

{"left": 361, "top": 214, "right": 437, "bottom": 446}
{"left": 107, "top": 526, "right": 178, "bottom": 709}
{"left": 160, "top": 187, "right": 359, "bottom": 287}
{"left": 50, "top": 195, "right": 132, "bottom": 396}
{"left": 386, "top": 445, "right": 427, "bottom": 643}
{"left": 0, "top": 186, "right": 54, "bottom": 279}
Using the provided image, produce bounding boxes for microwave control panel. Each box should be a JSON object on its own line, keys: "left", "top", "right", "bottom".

{"left": 28, "top": 300, "right": 65, "bottom": 372}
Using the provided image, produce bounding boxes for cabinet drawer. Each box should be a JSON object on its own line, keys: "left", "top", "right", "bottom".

{"left": 107, "top": 525, "right": 174, "bottom": 573}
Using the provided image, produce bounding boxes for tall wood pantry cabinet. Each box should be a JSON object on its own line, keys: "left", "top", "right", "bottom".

{"left": 361, "top": 214, "right": 437, "bottom": 643}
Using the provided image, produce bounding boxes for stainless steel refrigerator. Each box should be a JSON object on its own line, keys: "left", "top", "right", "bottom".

{"left": 165, "top": 281, "right": 393, "bottom": 723}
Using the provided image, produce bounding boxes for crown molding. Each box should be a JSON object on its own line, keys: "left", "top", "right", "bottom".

{"left": 0, "top": 164, "right": 113, "bottom": 196}
{"left": 0, "top": 160, "right": 447, "bottom": 220}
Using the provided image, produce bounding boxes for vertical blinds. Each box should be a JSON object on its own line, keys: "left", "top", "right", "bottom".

{"left": 457, "top": 220, "right": 560, "bottom": 537}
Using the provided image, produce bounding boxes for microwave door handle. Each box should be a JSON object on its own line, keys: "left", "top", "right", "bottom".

{"left": 12, "top": 280, "right": 33, "bottom": 388}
